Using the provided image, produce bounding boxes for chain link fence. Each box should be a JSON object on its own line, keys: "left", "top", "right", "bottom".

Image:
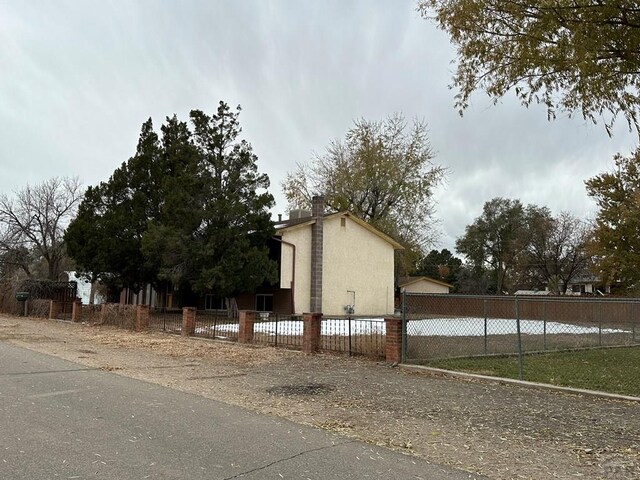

{"left": 403, "top": 293, "right": 640, "bottom": 379}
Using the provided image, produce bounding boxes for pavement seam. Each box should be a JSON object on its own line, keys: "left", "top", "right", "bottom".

{"left": 221, "top": 440, "right": 359, "bottom": 479}
{"left": 0, "top": 367, "right": 100, "bottom": 377}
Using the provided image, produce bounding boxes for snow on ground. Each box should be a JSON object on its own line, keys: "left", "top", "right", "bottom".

{"left": 195, "top": 317, "right": 628, "bottom": 337}
{"left": 408, "top": 318, "right": 628, "bottom": 337}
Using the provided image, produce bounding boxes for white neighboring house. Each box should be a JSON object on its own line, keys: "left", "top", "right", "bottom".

{"left": 65, "top": 271, "right": 104, "bottom": 304}
{"left": 398, "top": 276, "right": 453, "bottom": 294}
{"left": 564, "top": 273, "right": 610, "bottom": 295}
{"left": 514, "top": 289, "right": 552, "bottom": 296}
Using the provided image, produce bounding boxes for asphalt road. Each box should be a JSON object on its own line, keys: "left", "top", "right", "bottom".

{"left": 0, "top": 342, "right": 481, "bottom": 479}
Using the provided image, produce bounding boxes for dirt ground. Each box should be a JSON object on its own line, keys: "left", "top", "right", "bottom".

{"left": 1, "top": 314, "right": 639, "bottom": 479}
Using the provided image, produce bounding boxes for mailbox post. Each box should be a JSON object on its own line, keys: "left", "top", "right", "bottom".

{"left": 16, "top": 291, "right": 29, "bottom": 316}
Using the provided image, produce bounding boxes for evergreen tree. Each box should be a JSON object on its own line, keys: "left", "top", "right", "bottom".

{"left": 67, "top": 102, "right": 277, "bottom": 301}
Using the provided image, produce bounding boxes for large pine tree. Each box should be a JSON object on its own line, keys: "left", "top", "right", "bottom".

{"left": 66, "top": 102, "right": 276, "bottom": 300}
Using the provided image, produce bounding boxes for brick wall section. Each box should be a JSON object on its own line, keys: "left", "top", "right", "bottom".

{"left": 182, "top": 307, "right": 196, "bottom": 336}
{"left": 238, "top": 310, "right": 256, "bottom": 343}
{"left": 385, "top": 317, "right": 403, "bottom": 364}
{"left": 49, "top": 300, "right": 60, "bottom": 320}
{"left": 310, "top": 195, "right": 324, "bottom": 313}
{"left": 71, "top": 300, "right": 82, "bottom": 322}
{"left": 303, "top": 312, "right": 322, "bottom": 354}
{"left": 136, "top": 305, "right": 150, "bottom": 331}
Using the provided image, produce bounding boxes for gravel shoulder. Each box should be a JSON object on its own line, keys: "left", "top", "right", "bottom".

{"left": 1, "top": 314, "right": 639, "bottom": 479}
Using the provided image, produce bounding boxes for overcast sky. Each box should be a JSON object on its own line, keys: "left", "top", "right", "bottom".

{"left": 1, "top": 0, "right": 637, "bottom": 252}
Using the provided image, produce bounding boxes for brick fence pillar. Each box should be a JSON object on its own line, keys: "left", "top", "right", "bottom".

{"left": 385, "top": 317, "right": 403, "bottom": 364}
{"left": 49, "top": 300, "right": 60, "bottom": 320}
{"left": 71, "top": 300, "right": 82, "bottom": 322}
{"left": 303, "top": 312, "right": 322, "bottom": 354}
{"left": 238, "top": 310, "right": 256, "bottom": 343}
{"left": 136, "top": 304, "right": 150, "bottom": 331}
{"left": 182, "top": 307, "right": 196, "bottom": 336}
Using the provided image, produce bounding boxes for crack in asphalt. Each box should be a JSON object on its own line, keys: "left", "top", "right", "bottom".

{"left": 0, "top": 367, "right": 99, "bottom": 377}
{"left": 221, "top": 440, "right": 359, "bottom": 479}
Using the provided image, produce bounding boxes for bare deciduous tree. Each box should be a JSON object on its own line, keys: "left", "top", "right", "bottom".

{"left": 0, "top": 177, "right": 83, "bottom": 280}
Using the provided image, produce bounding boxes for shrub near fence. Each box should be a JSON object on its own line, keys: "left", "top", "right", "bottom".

{"left": 100, "top": 304, "right": 136, "bottom": 329}
{"left": 403, "top": 293, "right": 640, "bottom": 378}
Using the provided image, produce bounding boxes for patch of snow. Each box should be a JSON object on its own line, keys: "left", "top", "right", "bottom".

{"left": 407, "top": 317, "right": 628, "bottom": 337}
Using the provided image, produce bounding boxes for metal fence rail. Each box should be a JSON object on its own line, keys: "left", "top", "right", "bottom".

{"left": 194, "top": 311, "right": 239, "bottom": 341}
{"left": 321, "top": 317, "right": 385, "bottom": 358}
{"left": 149, "top": 308, "right": 183, "bottom": 334}
{"left": 253, "top": 313, "right": 303, "bottom": 349}
{"left": 403, "top": 293, "right": 640, "bottom": 378}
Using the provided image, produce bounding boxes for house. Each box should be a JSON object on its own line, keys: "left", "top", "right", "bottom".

{"left": 564, "top": 273, "right": 610, "bottom": 295}
{"left": 514, "top": 289, "right": 552, "bottom": 296}
{"left": 121, "top": 196, "right": 403, "bottom": 316}
{"left": 398, "top": 276, "right": 453, "bottom": 294}
{"left": 235, "top": 196, "right": 404, "bottom": 316}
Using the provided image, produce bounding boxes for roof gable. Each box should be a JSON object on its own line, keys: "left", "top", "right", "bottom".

{"left": 275, "top": 211, "right": 404, "bottom": 250}
{"left": 398, "top": 276, "right": 453, "bottom": 288}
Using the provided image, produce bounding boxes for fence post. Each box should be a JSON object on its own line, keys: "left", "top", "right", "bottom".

{"left": 100, "top": 303, "right": 107, "bottom": 323}
{"left": 543, "top": 300, "right": 547, "bottom": 351}
{"left": 274, "top": 314, "right": 279, "bottom": 347}
{"left": 302, "top": 312, "right": 322, "bottom": 354}
{"left": 385, "top": 317, "right": 403, "bottom": 364}
{"left": 71, "top": 300, "right": 82, "bottom": 323}
{"left": 633, "top": 302, "right": 637, "bottom": 344}
{"left": 49, "top": 300, "right": 60, "bottom": 320}
{"left": 136, "top": 305, "right": 150, "bottom": 331}
{"left": 483, "top": 299, "right": 488, "bottom": 355}
{"left": 515, "top": 298, "right": 524, "bottom": 381}
{"left": 401, "top": 290, "right": 407, "bottom": 363}
{"left": 238, "top": 310, "right": 256, "bottom": 344}
{"left": 182, "top": 307, "right": 196, "bottom": 336}
{"left": 348, "top": 315, "right": 352, "bottom": 356}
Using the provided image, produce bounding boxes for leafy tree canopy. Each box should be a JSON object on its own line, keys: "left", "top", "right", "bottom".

{"left": 419, "top": 1, "right": 640, "bottom": 135}
{"left": 456, "top": 197, "right": 592, "bottom": 294}
{"left": 414, "top": 248, "right": 462, "bottom": 287}
{"left": 519, "top": 208, "right": 590, "bottom": 294}
{"left": 282, "top": 113, "right": 446, "bottom": 273}
{"left": 456, "top": 197, "right": 525, "bottom": 293}
{"left": 586, "top": 147, "right": 640, "bottom": 291}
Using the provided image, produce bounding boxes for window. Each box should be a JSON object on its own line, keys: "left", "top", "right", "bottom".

{"left": 205, "top": 295, "right": 226, "bottom": 311}
{"left": 256, "top": 294, "right": 273, "bottom": 312}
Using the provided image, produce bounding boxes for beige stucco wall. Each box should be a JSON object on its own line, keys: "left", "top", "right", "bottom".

{"left": 279, "top": 225, "right": 312, "bottom": 314}
{"left": 402, "top": 280, "right": 450, "bottom": 294}
{"left": 322, "top": 215, "right": 395, "bottom": 316}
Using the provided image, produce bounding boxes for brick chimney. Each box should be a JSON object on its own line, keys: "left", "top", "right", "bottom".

{"left": 310, "top": 195, "right": 324, "bottom": 313}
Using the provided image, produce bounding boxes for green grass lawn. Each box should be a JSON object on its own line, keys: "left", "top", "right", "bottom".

{"left": 427, "top": 346, "right": 640, "bottom": 397}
